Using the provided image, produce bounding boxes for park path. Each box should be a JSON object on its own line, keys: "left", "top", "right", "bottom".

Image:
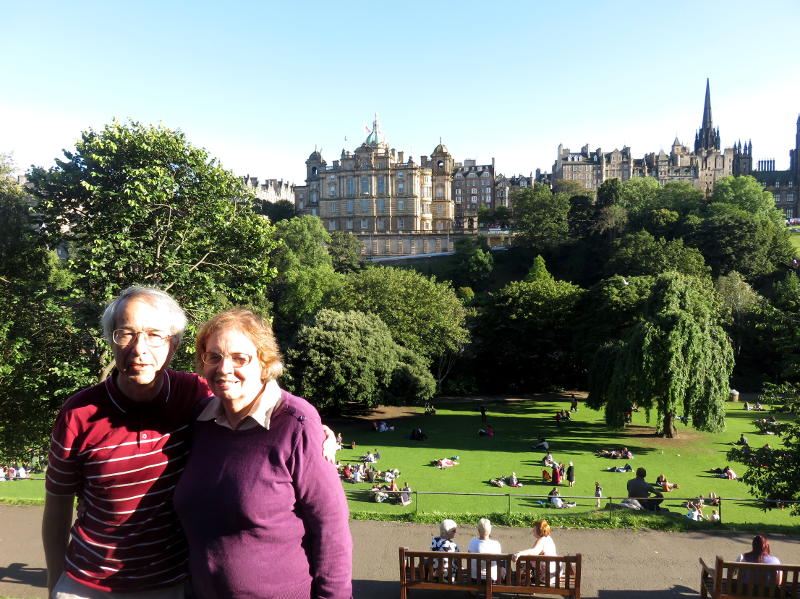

{"left": 2, "top": 504, "right": 798, "bottom": 598}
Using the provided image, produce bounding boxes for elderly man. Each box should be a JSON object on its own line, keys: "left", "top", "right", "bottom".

{"left": 42, "top": 287, "right": 333, "bottom": 598}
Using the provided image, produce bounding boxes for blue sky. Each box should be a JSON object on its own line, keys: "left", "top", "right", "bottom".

{"left": 2, "top": 1, "right": 799, "bottom": 183}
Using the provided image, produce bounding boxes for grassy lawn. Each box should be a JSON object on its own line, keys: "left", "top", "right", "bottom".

{"left": 4, "top": 398, "right": 794, "bottom": 531}
{"left": 789, "top": 230, "right": 800, "bottom": 255}
{"left": 331, "top": 398, "right": 795, "bottom": 528}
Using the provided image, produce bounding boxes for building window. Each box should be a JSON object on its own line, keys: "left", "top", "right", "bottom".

{"left": 377, "top": 199, "right": 384, "bottom": 212}
{"left": 347, "top": 178, "right": 355, "bottom": 195}
{"left": 455, "top": 197, "right": 462, "bottom": 204}
{"left": 346, "top": 200, "right": 354, "bottom": 213}
{"left": 329, "top": 201, "right": 338, "bottom": 213}
{"left": 361, "top": 177, "right": 370, "bottom": 194}
{"left": 328, "top": 184, "right": 336, "bottom": 197}
{"left": 360, "top": 199, "right": 369, "bottom": 212}
{"left": 377, "top": 176, "right": 385, "bottom": 194}
{"left": 346, "top": 219, "right": 353, "bottom": 229}
{"left": 471, "top": 187, "right": 477, "bottom": 194}
{"left": 328, "top": 220, "right": 336, "bottom": 231}
{"left": 397, "top": 199, "right": 405, "bottom": 211}
{"left": 436, "top": 186, "right": 444, "bottom": 199}
{"left": 311, "top": 207, "right": 318, "bottom": 216}
{"left": 397, "top": 172, "right": 405, "bottom": 180}
{"left": 436, "top": 221, "right": 444, "bottom": 230}
{"left": 397, "top": 217, "right": 405, "bottom": 229}
{"left": 360, "top": 218, "right": 368, "bottom": 229}
{"left": 398, "top": 182, "right": 405, "bottom": 194}
{"left": 377, "top": 218, "right": 386, "bottom": 230}
{"left": 471, "top": 196, "right": 477, "bottom": 203}
{"left": 455, "top": 188, "right": 461, "bottom": 195}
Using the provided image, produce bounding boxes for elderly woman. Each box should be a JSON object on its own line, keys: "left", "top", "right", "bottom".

{"left": 468, "top": 518, "right": 502, "bottom": 581}
{"left": 513, "top": 519, "right": 559, "bottom": 584}
{"left": 173, "top": 309, "right": 352, "bottom": 598}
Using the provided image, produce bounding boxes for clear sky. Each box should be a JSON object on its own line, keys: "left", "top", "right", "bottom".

{"left": 2, "top": 1, "right": 799, "bottom": 184}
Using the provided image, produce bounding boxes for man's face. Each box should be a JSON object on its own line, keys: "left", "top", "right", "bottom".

{"left": 111, "top": 297, "right": 176, "bottom": 391}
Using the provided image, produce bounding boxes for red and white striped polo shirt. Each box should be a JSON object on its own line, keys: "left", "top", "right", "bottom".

{"left": 46, "top": 369, "right": 210, "bottom": 592}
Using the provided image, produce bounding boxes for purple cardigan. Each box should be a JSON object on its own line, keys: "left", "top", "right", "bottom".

{"left": 174, "top": 390, "right": 352, "bottom": 599}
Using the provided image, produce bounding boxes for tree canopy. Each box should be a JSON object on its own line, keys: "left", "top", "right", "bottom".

{"left": 28, "top": 120, "right": 279, "bottom": 333}
{"left": 511, "top": 183, "right": 570, "bottom": 250}
{"left": 588, "top": 272, "right": 733, "bottom": 437}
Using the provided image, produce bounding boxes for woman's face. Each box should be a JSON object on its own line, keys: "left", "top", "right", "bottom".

{"left": 202, "top": 328, "right": 264, "bottom": 405}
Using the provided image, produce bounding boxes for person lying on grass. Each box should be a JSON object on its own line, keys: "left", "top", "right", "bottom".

{"left": 434, "top": 457, "right": 460, "bottom": 469}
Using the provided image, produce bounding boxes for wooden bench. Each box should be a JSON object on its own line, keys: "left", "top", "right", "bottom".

{"left": 399, "top": 547, "right": 581, "bottom": 598}
{"left": 700, "top": 556, "right": 800, "bottom": 598}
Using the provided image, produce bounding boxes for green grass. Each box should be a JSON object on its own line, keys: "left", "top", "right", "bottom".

{"left": 789, "top": 230, "right": 800, "bottom": 254}
{"left": 5, "top": 399, "right": 795, "bottom": 531}
{"left": 331, "top": 398, "right": 796, "bottom": 529}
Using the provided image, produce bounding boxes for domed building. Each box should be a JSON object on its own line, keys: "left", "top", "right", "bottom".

{"left": 294, "top": 116, "right": 456, "bottom": 257}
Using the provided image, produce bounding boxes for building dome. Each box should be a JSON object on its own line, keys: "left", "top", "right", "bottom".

{"left": 432, "top": 143, "right": 449, "bottom": 155}
{"left": 308, "top": 149, "right": 322, "bottom": 161}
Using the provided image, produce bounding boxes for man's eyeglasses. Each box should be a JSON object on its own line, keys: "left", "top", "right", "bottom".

{"left": 112, "top": 329, "right": 171, "bottom": 348}
{"left": 201, "top": 352, "right": 254, "bottom": 368}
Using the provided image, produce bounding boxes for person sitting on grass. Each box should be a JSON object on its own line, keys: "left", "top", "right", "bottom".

{"left": 709, "top": 465, "right": 738, "bottom": 479}
{"left": 548, "top": 487, "right": 577, "bottom": 508}
{"left": 626, "top": 467, "right": 664, "bottom": 511}
{"left": 468, "top": 518, "right": 502, "bottom": 582}
{"left": 734, "top": 433, "right": 749, "bottom": 446}
{"left": 686, "top": 503, "right": 705, "bottom": 521}
{"left": 710, "top": 509, "right": 720, "bottom": 522}
{"left": 371, "top": 484, "right": 388, "bottom": 503}
{"left": 397, "top": 482, "right": 412, "bottom": 506}
{"left": 507, "top": 472, "right": 522, "bottom": 487}
{"left": 532, "top": 437, "right": 549, "bottom": 451}
{"left": 655, "top": 474, "right": 679, "bottom": 491}
{"left": 478, "top": 424, "right": 495, "bottom": 437}
{"left": 542, "top": 452, "right": 556, "bottom": 468}
{"left": 361, "top": 450, "right": 376, "bottom": 463}
{"left": 410, "top": 427, "right": 427, "bottom": 441}
{"left": 542, "top": 469, "right": 551, "bottom": 483}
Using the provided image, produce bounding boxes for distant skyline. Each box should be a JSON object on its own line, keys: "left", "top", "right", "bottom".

{"left": 2, "top": 1, "right": 799, "bottom": 184}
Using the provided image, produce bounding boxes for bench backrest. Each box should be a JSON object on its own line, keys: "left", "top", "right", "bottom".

{"left": 713, "top": 556, "right": 800, "bottom": 598}
{"left": 399, "top": 547, "right": 581, "bottom": 596}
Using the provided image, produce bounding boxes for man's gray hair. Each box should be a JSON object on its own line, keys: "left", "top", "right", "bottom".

{"left": 477, "top": 517, "right": 492, "bottom": 538}
{"left": 101, "top": 286, "right": 187, "bottom": 346}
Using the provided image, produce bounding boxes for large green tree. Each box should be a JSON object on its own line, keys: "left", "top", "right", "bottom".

{"left": 605, "top": 231, "right": 710, "bottom": 279}
{"left": 29, "top": 120, "right": 279, "bottom": 348}
{"left": 286, "top": 309, "right": 434, "bottom": 412}
{"left": 587, "top": 272, "right": 733, "bottom": 437}
{"left": 510, "top": 183, "right": 570, "bottom": 250}
{"left": 0, "top": 159, "right": 94, "bottom": 460}
{"left": 326, "top": 266, "right": 468, "bottom": 385}
{"left": 475, "top": 259, "right": 584, "bottom": 391}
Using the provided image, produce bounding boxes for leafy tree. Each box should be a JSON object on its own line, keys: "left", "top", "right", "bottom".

{"left": 475, "top": 266, "right": 584, "bottom": 391}
{"left": 653, "top": 182, "right": 705, "bottom": 216}
{"left": 597, "top": 178, "right": 622, "bottom": 207}
{"left": 453, "top": 236, "right": 493, "bottom": 287}
{"left": 688, "top": 212, "right": 793, "bottom": 279}
{"left": 258, "top": 198, "right": 299, "bottom": 223}
{"left": 619, "top": 177, "right": 660, "bottom": 215}
{"left": 525, "top": 254, "right": 554, "bottom": 283}
{"left": 587, "top": 272, "right": 733, "bottom": 437}
{"left": 553, "top": 178, "right": 590, "bottom": 198}
{"left": 714, "top": 271, "right": 760, "bottom": 358}
{"left": 0, "top": 160, "right": 93, "bottom": 460}
{"left": 511, "top": 183, "right": 570, "bottom": 250}
{"left": 728, "top": 381, "right": 800, "bottom": 515}
{"left": 268, "top": 215, "right": 341, "bottom": 339}
{"left": 606, "top": 231, "right": 710, "bottom": 279}
{"left": 328, "top": 231, "right": 365, "bottom": 273}
{"left": 710, "top": 176, "right": 783, "bottom": 223}
{"left": 285, "top": 309, "right": 432, "bottom": 412}
{"left": 567, "top": 194, "right": 595, "bottom": 238}
{"left": 591, "top": 204, "right": 629, "bottom": 243}
{"left": 326, "top": 266, "right": 468, "bottom": 385}
{"left": 28, "top": 120, "right": 279, "bottom": 351}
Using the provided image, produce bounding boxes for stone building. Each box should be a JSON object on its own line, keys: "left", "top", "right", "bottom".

{"left": 752, "top": 116, "right": 800, "bottom": 219}
{"left": 452, "top": 158, "right": 495, "bottom": 229}
{"left": 241, "top": 176, "right": 295, "bottom": 206}
{"left": 494, "top": 173, "right": 532, "bottom": 212}
{"left": 552, "top": 80, "right": 752, "bottom": 195}
{"left": 295, "top": 116, "right": 456, "bottom": 257}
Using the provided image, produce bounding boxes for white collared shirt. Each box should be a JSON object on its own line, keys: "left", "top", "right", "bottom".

{"left": 197, "top": 379, "right": 282, "bottom": 430}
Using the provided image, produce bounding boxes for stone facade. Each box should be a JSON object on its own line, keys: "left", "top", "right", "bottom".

{"left": 452, "top": 159, "right": 495, "bottom": 229}
{"left": 241, "top": 176, "right": 295, "bottom": 204}
{"left": 296, "top": 117, "right": 456, "bottom": 256}
{"left": 552, "top": 80, "right": 753, "bottom": 195}
{"left": 752, "top": 116, "right": 800, "bottom": 219}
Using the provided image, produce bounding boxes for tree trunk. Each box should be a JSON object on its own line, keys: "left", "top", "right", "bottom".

{"left": 661, "top": 412, "right": 679, "bottom": 438}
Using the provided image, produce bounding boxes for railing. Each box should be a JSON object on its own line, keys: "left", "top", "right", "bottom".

{"left": 354, "top": 490, "right": 800, "bottom": 522}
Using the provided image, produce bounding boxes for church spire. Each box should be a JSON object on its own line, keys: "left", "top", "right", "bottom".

{"left": 695, "top": 78, "right": 718, "bottom": 152}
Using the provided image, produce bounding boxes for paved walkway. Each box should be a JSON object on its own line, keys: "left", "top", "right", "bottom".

{"left": 2, "top": 505, "right": 799, "bottom": 598}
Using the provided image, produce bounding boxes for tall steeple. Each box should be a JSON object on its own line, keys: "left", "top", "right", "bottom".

{"left": 695, "top": 78, "right": 720, "bottom": 152}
